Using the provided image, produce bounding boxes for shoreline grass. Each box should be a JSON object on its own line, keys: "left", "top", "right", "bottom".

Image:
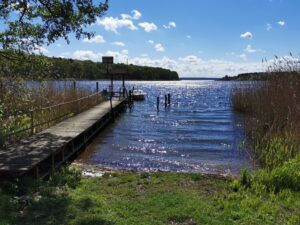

{"left": 0, "top": 167, "right": 299, "bottom": 225}
{"left": 0, "top": 80, "right": 105, "bottom": 146}
{"left": 231, "top": 56, "right": 300, "bottom": 170}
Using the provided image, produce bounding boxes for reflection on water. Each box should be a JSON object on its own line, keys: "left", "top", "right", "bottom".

{"left": 76, "top": 80, "right": 253, "bottom": 175}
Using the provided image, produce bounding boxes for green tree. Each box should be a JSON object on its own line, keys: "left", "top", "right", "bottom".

{"left": 0, "top": 0, "right": 109, "bottom": 52}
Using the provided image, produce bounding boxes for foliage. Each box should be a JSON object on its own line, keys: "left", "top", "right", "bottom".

{"left": 259, "top": 135, "right": 298, "bottom": 170}
{"left": 236, "top": 154, "right": 300, "bottom": 194}
{"left": 231, "top": 56, "right": 300, "bottom": 168}
{"left": 0, "top": 0, "right": 108, "bottom": 52}
{"left": 0, "top": 80, "right": 103, "bottom": 146}
{"left": 0, "top": 51, "right": 179, "bottom": 81}
{"left": 1, "top": 171, "right": 299, "bottom": 225}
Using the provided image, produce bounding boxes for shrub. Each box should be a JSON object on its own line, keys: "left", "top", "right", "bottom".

{"left": 255, "top": 155, "right": 300, "bottom": 192}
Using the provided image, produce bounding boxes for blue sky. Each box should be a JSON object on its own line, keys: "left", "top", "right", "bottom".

{"left": 41, "top": 0, "right": 300, "bottom": 77}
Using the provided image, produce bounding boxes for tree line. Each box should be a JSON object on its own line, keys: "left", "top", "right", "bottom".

{"left": 0, "top": 52, "right": 179, "bottom": 81}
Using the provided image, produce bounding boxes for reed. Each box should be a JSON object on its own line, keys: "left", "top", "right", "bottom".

{"left": 232, "top": 55, "right": 300, "bottom": 169}
{"left": 0, "top": 80, "right": 105, "bottom": 146}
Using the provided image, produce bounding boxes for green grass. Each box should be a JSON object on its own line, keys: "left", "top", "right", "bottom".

{"left": 0, "top": 168, "right": 299, "bottom": 225}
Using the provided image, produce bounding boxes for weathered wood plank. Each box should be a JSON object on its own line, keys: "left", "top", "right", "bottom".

{"left": 0, "top": 100, "right": 125, "bottom": 178}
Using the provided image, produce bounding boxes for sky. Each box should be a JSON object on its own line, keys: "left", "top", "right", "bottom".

{"left": 37, "top": 0, "right": 300, "bottom": 77}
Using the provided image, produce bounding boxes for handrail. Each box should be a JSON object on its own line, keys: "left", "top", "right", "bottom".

{"left": 36, "top": 91, "right": 103, "bottom": 112}
{"left": 1, "top": 88, "right": 129, "bottom": 146}
{"left": 1, "top": 90, "right": 106, "bottom": 146}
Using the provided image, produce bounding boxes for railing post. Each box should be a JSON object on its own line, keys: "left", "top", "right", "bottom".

{"left": 96, "top": 82, "right": 99, "bottom": 104}
{"left": 110, "top": 92, "right": 114, "bottom": 122}
{"left": 30, "top": 110, "right": 34, "bottom": 135}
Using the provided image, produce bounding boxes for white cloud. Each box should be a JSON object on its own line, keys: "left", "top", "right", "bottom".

{"left": 111, "top": 42, "right": 125, "bottom": 47}
{"left": 240, "top": 32, "right": 253, "bottom": 39}
{"left": 244, "top": 45, "right": 256, "bottom": 53}
{"left": 121, "top": 10, "right": 142, "bottom": 20}
{"left": 244, "top": 45, "right": 265, "bottom": 54}
{"left": 147, "top": 40, "right": 155, "bottom": 45}
{"left": 179, "top": 55, "right": 202, "bottom": 63}
{"left": 239, "top": 54, "right": 247, "bottom": 61}
{"left": 64, "top": 50, "right": 263, "bottom": 77}
{"left": 266, "top": 23, "right": 272, "bottom": 31}
{"left": 96, "top": 16, "right": 138, "bottom": 33}
{"left": 163, "top": 21, "right": 176, "bottom": 29}
{"left": 73, "top": 50, "right": 102, "bottom": 61}
{"left": 131, "top": 10, "right": 142, "bottom": 20}
{"left": 83, "top": 35, "right": 106, "bottom": 43}
{"left": 186, "top": 35, "right": 191, "bottom": 39}
{"left": 31, "top": 46, "right": 49, "bottom": 55}
{"left": 130, "top": 55, "right": 262, "bottom": 77}
{"left": 155, "top": 43, "right": 165, "bottom": 52}
{"left": 278, "top": 20, "right": 286, "bottom": 26}
{"left": 138, "top": 22, "right": 158, "bottom": 32}
{"left": 121, "top": 49, "right": 129, "bottom": 55}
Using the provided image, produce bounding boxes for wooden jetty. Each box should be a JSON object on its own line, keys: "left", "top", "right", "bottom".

{"left": 0, "top": 100, "right": 126, "bottom": 179}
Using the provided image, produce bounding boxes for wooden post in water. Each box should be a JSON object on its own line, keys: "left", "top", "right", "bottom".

{"left": 168, "top": 93, "right": 171, "bottom": 105}
{"left": 96, "top": 82, "right": 99, "bottom": 92}
{"left": 157, "top": 96, "right": 160, "bottom": 111}
{"left": 164, "top": 95, "right": 167, "bottom": 108}
{"left": 129, "top": 90, "right": 133, "bottom": 104}
{"left": 73, "top": 81, "right": 76, "bottom": 91}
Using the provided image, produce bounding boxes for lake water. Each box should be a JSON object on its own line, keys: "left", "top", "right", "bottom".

{"left": 76, "top": 80, "right": 253, "bottom": 175}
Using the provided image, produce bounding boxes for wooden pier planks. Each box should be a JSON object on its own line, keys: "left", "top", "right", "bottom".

{"left": 0, "top": 100, "right": 125, "bottom": 179}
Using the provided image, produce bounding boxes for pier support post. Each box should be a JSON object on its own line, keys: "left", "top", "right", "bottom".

{"left": 157, "top": 96, "right": 160, "bottom": 111}
{"left": 73, "top": 81, "right": 76, "bottom": 91}
{"left": 168, "top": 93, "right": 171, "bottom": 105}
{"left": 165, "top": 95, "right": 168, "bottom": 108}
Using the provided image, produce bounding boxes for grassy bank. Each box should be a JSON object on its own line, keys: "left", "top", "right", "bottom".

{"left": 0, "top": 167, "right": 299, "bottom": 225}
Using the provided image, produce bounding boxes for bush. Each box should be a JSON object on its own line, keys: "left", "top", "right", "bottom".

{"left": 260, "top": 135, "right": 298, "bottom": 170}
{"left": 237, "top": 155, "right": 300, "bottom": 193}
{"left": 255, "top": 155, "right": 300, "bottom": 192}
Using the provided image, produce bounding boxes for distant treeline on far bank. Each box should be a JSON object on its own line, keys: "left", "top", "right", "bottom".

{"left": 0, "top": 52, "right": 179, "bottom": 81}
{"left": 221, "top": 71, "right": 300, "bottom": 81}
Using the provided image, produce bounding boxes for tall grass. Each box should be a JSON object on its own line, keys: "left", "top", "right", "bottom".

{"left": 232, "top": 55, "right": 300, "bottom": 169}
{"left": 0, "top": 79, "right": 105, "bottom": 146}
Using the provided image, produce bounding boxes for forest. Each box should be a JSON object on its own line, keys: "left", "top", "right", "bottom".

{"left": 0, "top": 51, "right": 179, "bottom": 81}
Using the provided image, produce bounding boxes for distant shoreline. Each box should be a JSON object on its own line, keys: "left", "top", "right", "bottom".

{"left": 180, "top": 77, "right": 220, "bottom": 81}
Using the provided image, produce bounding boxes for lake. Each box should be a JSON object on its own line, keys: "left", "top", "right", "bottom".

{"left": 75, "top": 80, "right": 253, "bottom": 175}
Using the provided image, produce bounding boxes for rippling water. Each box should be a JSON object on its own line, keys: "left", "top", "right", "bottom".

{"left": 76, "top": 80, "right": 253, "bottom": 175}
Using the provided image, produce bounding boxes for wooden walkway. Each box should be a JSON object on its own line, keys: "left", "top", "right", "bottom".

{"left": 0, "top": 100, "right": 126, "bottom": 179}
